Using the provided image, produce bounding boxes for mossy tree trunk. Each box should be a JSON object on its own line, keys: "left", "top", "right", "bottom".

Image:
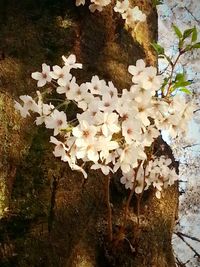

{"left": 0, "top": 1, "right": 178, "bottom": 266}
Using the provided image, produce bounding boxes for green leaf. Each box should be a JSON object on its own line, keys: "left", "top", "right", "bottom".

{"left": 152, "top": 0, "right": 163, "bottom": 6}
{"left": 191, "top": 42, "right": 200, "bottom": 49}
{"left": 184, "top": 45, "right": 192, "bottom": 52}
{"left": 183, "top": 28, "right": 194, "bottom": 40}
{"left": 172, "top": 24, "right": 182, "bottom": 39}
{"left": 160, "top": 77, "right": 169, "bottom": 92}
{"left": 174, "top": 81, "right": 191, "bottom": 88}
{"left": 179, "top": 88, "right": 192, "bottom": 94}
{"left": 175, "top": 73, "right": 184, "bottom": 82}
{"left": 151, "top": 42, "right": 165, "bottom": 55}
{"left": 179, "top": 39, "right": 184, "bottom": 49}
{"left": 174, "top": 73, "right": 191, "bottom": 89}
{"left": 192, "top": 26, "right": 197, "bottom": 42}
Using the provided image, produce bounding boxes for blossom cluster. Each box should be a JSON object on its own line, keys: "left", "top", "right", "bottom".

{"left": 14, "top": 54, "right": 194, "bottom": 198}
{"left": 114, "top": 0, "right": 146, "bottom": 24}
{"left": 75, "top": 0, "right": 146, "bottom": 26}
{"left": 75, "top": 0, "right": 111, "bottom": 12}
{"left": 121, "top": 156, "right": 178, "bottom": 199}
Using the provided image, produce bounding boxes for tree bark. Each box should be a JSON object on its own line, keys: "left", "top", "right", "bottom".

{"left": 0, "top": 1, "right": 178, "bottom": 266}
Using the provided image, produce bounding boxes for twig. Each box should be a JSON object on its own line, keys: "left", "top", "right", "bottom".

{"left": 175, "top": 231, "right": 200, "bottom": 243}
{"left": 182, "top": 143, "right": 200, "bottom": 149}
{"left": 106, "top": 174, "right": 113, "bottom": 242}
{"left": 194, "top": 108, "right": 200, "bottom": 113}
{"left": 123, "top": 161, "right": 143, "bottom": 228}
{"left": 175, "top": 256, "right": 186, "bottom": 267}
{"left": 184, "top": 7, "right": 200, "bottom": 24}
{"left": 175, "top": 232, "right": 200, "bottom": 258}
{"left": 48, "top": 175, "right": 58, "bottom": 232}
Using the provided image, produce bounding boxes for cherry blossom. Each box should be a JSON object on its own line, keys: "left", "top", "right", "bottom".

{"left": 45, "top": 109, "right": 68, "bottom": 136}
{"left": 31, "top": 63, "right": 52, "bottom": 87}
{"left": 14, "top": 95, "right": 39, "bottom": 118}
{"left": 114, "top": 0, "right": 129, "bottom": 14}
{"left": 75, "top": 0, "right": 85, "bottom": 6}
{"left": 50, "top": 65, "right": 72, "bottom": 86}
{"left": 50, "top": 136, "right": 69, "bottom": 161}
{"left": 15, "top": 53, "right": 195, "bottom": 199}
{"left": 62, "top": 54, "right": 82, "bottom": 69}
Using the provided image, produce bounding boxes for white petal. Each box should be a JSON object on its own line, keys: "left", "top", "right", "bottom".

{"left": 31, "top": 72, "right": 42, "bottom": 80}
{"left": 37, "top": 79, "right": 46, "bottom": 87}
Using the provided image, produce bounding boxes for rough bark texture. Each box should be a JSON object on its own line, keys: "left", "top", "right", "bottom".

{"left": 0, "top": 1, "right": 178, "bottom": 266}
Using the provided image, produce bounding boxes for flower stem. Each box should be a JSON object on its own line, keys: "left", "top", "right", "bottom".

{"left": 123, "top": 161, "right": 143, "bottom": 228}
{"left": 106, "top": 174, "right": 113, "bottom": 242}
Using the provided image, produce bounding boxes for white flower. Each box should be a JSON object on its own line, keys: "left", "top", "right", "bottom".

{"left": 122, "top": 6, "right": 146, "bottom": 25}
{"left": 166, "top": 169, "right": 178, "bottom": 186}
{"left": 95, "top": 111, "right": 120, "bottom": 137}
{"left": 155, "top": 190, "right": 161, "bottom": 199}
{"left": 62, "top": 54, "right": 82, "bottom": 69}
{"left": 120, "top": 169, "right": 135, "bottom": 190}
{"left": 14, "top": 95, "right": 39, "bottom": 118}
{"left": 131, "top": 6, "right": 146, "bottom": 22}
{"left": 36, "top": 103, "right": 54, "bottom": 125}
{"left": 89, "top": 3, "right": 103, "bottom": 12}
{"left": 70, "top": 162, "right": 88, "bottom": 179}
{"left": 91, "top": 163, "right": 112, "bottom": 175}
{"left": 135, "top": 100, "right": 153, "bottom": 126}
{"left": 57, "top": 77, "right": 81, "bottom": 101}
{"left": 128, "top": 59, "right": 146, "bottom": 80}
{"left": 117, "top": 102, "right": 137, "bottom": 121}
{"left": 73, "top": 83, "right": 89, "bottom": 103}
{"left": 99, "top": 93, "right": 116, "bottom": 112}
{"left": 142, "top": 125, "right": 160, "bottom": 146}
{"left": 14, "top": 101, "right": 30, "bottom": 118}
{"left": 86, "top": 75, "right": 106, "bottom": 95}
{"left": 135, "top": 163, "right": 145, "bottom": 194}
{"left": 153, "top": 179, "right": 163, "bottom": 194}
{"left": 50, "top": 136, "right": 69, "bottom": 161}
{"left": 89, "top": 0, "right": 111, "bottom": 12}
{"left": 76, "top": 140, "right": 99, "bottom": 162}
{"left": 31, "top": 63, "right": 52, "bottom": 87}
{"left": 122, "top": 118, "right": 142, "bottom": 144}
{"left": 117, "top": 144, "right": 146, "bottom": 173}
{"left": 45, "top": 109, "right": 68, "bottom": 136}
{"left": 97, "top": 136, "right": 119, "bottom": 161}
{"left": 141, "top": 66, "right": 163, "bottom": 92}
{"left": 107, "top": 81, "right": 118, "bottom": 98}
{"left": 130, "top": 84, "right": 152, "bottom": 103}
{"left": 114, "top": 0, "right": 129, "bottom": 14}
{"left": 73, "top": 120, "right": 97, "bottom": 146}
{"left": 75, "top": 0, "right": 85, "bottom": 6}
{"left": 50, "top": 65, "right": 72, "bottom": 86}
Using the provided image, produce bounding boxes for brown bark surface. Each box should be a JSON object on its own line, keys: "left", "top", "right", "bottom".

{"left": 0, "top": 1, "right": 178, "bottom": 266}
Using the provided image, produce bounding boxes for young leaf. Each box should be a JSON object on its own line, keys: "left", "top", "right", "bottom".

{"left": 152, "top": 0, "right": 163, "bottom": 6}
{"left": 179, "top": 88, "right": 192, "bottom": 95}
{"left": 192, "top": 26, "right": 197, "bottom": 42}
{"left": 175, "top": 73, "right": 184, "bottom": 82}
{"left": 191, "top": 42, "right": 200, "bottom": 49}
{"left": 172, "top": 24, "right": 182, "bottom": 39}
{"left": 174, "top": 81, "right": 191, "bottom": 89}
{"left": 151, "top": 42, "right": 165, "bottom": 55}
{"left": 183, "top": 28, "right": 194, "bottom": 40}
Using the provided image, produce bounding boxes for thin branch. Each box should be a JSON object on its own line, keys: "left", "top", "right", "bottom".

{"left": 182, "top": 143, "right": 200, "bottom": 149}
{"left": 184, "top": 7, "right": 200, "bottom": 24}
{"left": 175, "top": 232, "right": 200, "bottom": 243}
{"left": 194, "top": 108, "right": 200, "bottom": 113}
{"left": 123, "top": 161, "right": 143, "bottom": 228}
{"left": 175, "top": 256, "right": 186, "bottom": 267}
{"left": 175, "top": 232, "right": 200, "bottom": 258}
{"left": 105, "top": 174, "right": 113, "bottom": 242}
